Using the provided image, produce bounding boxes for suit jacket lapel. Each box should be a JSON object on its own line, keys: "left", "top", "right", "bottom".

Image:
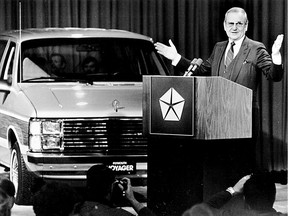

{"left": 213, "top": 43, "right": 227, "bottom": 76}
{"left": 230, "top": 37, "right": 251, "bottom": 82}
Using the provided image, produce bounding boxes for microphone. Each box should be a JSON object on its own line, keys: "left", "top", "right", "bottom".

{"left": 183, "top": 58, "right": 197, "bottom": 76}
{"left": 187, "top": 58, "right": 203, "bottom": 76}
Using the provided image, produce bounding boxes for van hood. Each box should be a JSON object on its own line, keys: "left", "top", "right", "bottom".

{"left": 20, "top": 83, "right": 143, "bottom": 118}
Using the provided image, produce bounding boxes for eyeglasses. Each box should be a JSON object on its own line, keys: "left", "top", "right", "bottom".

{"left": 226, "top": 21, "right": 246, "bottom": 28}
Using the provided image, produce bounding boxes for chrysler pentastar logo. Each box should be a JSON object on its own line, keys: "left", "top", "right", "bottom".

{"left": 159, "top": 88, "right": 185, "bottom": 121}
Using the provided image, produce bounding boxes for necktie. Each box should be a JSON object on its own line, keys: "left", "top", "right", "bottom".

{"left": 225, "top": 41, "right": 235, "bottom": 67}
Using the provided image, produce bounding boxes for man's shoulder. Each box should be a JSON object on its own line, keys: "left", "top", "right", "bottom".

{"left": 243, "top": 37, "right": 265, "bottom": 48}
{"left": 215, "top": 40, "right": 227, "bottom": 47}
{"left": 224, "top": 208, "right": 287, "bottom": 216}
{"left": 74, "top": 201, "right": 135, "bottom": 216}
{"left": 250, "top": 209, "right": 287, "bottom": 216}
{"left": 214, "top": 37, "right": 264, "bottom": 48}
{"left": 255, "top": 211, "right": 287, "bottom": 216}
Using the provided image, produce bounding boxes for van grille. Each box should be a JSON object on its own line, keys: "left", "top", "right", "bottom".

{"left": 62, "top": 118, "right": 147, "bottom": 155}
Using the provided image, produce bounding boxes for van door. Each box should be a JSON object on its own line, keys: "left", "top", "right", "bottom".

{"left": 0, "top": 40, "right": 16, "bottom": 166}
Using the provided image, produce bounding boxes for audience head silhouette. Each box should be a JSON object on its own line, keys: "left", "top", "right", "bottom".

{"left": 32, "top": 181, "right": 80, "bottom": 216}
{"left": 0, "top": 178, "right": 15, "bottom": 216}
{"left": 86, "top": 164, "right": 116, "bottom": 203}
{"left": 182, "top": 203, "right": 217, "bottom": 216}
{"left": 243, "top": 171, "right": 276, "bottom": 211}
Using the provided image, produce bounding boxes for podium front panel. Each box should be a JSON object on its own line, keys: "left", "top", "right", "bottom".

{"left": 148, "top": 76, "right": 195, "bottom": 136}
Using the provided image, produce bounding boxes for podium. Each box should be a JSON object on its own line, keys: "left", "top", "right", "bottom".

{"left": 142, "top": 76, "right": 253, "bottom": 215}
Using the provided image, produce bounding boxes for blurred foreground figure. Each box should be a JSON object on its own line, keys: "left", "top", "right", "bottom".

{"left": 72, "top": 164, "right": 156, "bottom": 216}
{"left": 183, "top": 171, "right": 287, "bottom": 216}
{"left": 0, "top": 178, "right": 15, "bottom": 216}
{"left": 32, "top": 181, "right": 80, "bottom": 216}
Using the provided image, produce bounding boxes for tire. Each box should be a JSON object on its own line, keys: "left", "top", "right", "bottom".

{"left": 10, "top": 141, "right": 34, "bottom": 205}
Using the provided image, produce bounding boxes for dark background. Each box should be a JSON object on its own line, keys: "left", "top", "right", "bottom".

{"left": 0, "top": 0, "right": 286, "bottom": 171}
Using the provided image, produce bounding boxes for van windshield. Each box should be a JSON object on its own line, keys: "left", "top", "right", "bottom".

{"left": 21, "top": 38, "right": 168, "bottom": 82}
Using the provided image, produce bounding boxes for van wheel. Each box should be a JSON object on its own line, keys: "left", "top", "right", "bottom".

{"left": 10, "top": 141, "right": 34, "bottom": 205}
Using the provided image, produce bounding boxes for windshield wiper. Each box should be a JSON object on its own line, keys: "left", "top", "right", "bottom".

{"left": 22, "top": 77, "right": 60, "bottom": 82}
{"left": 22, "top": 76, "right": 93, "bottom": 85}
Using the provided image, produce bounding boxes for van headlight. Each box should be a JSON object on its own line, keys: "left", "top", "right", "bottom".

{"left": 29, "top": 119, "right": 63, "bottom": 151}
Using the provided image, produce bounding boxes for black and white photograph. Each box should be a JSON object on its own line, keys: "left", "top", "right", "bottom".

{"left": 0, "top": 0, "right": 287, "bottom": 215}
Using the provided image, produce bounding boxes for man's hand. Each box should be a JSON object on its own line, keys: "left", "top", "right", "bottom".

{"left": 272, "top": 34, "right": 284, "bottom": 55}
{"left": 122, "top": 177, "right": 146, "bottom": 213}
{"left": 154, "top": 39, "right": 179, "bottom": 61}
{"left": 233, "top": 174, "right": 251, "bottom": 194}
{"left": 122, "top": 178, "right": 135, "bottom": 201}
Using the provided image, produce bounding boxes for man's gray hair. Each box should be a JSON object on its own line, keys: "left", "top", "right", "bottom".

{"left": 224, "top": 7, "right": 248, "bottom": 24}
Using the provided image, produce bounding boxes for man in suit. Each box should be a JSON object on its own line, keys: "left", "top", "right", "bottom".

{"left": 155, "top": 6, "right": 284, "bottom": 140}
{"left": 154, "top": 7, "right": 284, "bottom": 98}
{"left": 154, "top": 7, "right": 284, "bottom": 196}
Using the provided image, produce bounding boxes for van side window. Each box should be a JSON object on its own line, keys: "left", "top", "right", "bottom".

{"left": 0, "top": 40, "right": 7, "bottom": 59}
{"left": 1, "top": 42, "right": 16, "bottom": 81}
{"left": 0, "top": 40, "right": 8, "bottom": 79}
